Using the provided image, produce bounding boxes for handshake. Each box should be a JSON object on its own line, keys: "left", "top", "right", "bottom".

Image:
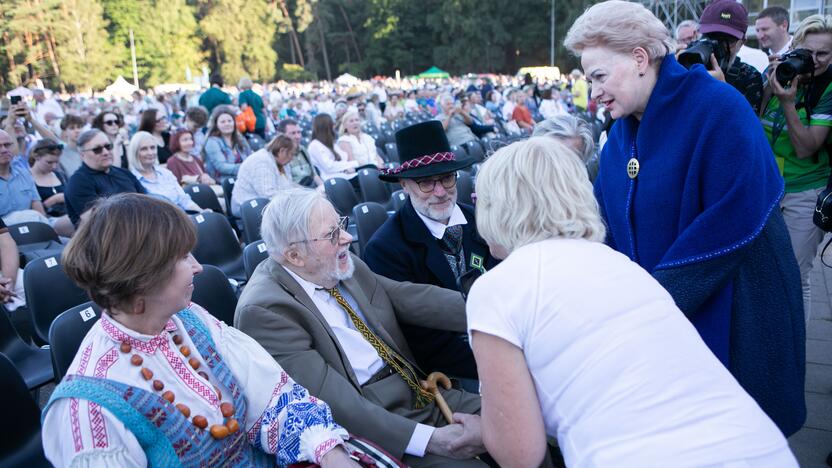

{"left": 427, "top": 413, "right": 487, "bottom": 459}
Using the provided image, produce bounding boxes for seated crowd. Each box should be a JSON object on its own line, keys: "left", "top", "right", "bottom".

{"left": 2, "top": 1, "right": 824, "bottom": 465}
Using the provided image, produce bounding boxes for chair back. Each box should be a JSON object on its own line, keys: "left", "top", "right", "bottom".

{"left": 390, "top": 190, "right": 408, "bottom": 211}
{"left": 8, "top": 222, "right": 60, "bottom": 246}
{"left": 191, "top": 265, "right": 238, "bottom": 325}
{"left": 48, "top": 302, "right": 101, "bottom": 382}
{"left": 221, "top": 177, "right": 236, "bottom": 216}
{"left": 184, "top": 184, "right": 224, "bottom": 213}
{"left": 456, "top": 172, "right": 475, "bottom": 206}
{"left": 0, "top": 353, "right": 49, "bottom": 467}
{"left": 357, "top": 168, "right": 390, "bottom": 204}
{"left": 190, "top": 212, "right": 245, "bottom": 281}
{"left": 243, "top": 240, "right": 269, "bottom": 280}
{"left": 324, "top": 177, "right": 360, "bottom": 217}
{"left": 464, "top": 140, "right": 486, "bottom": 163}
{"left": 23, "top": 255, "right": 89, "bottom": 344}
{"left": 384, "top": 143, "right": 399, "bottom": 163}
{"left": 240, "top": 197, "right": 269, "bottom": 244}
{"left": 353, "top": 202, "right": 389, "bottom": 255}
{"left": 0, "top": 305, "right": 53, "bottom": 389}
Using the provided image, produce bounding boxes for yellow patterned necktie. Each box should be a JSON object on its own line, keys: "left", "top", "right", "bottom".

{"left": 326, "top": 286, "right": 435, "bottom": 408}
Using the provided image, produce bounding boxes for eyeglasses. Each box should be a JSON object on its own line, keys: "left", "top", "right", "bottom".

{"left": 83, "top": 143, "right": 113, "bottom": 155}
{"left": 0, "top": 142, "right": 14, "bottom": 150}
{"left": 290, "top": 216, "right": 348, "bottom": 246}
{"left": 415, "top": 173, "right": 457, "bottom": 193}
{"left": 103, "top": 119, "right": 119, "bottom": 126}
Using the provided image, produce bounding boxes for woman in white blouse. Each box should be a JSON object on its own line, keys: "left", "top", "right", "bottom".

{"left": 307, "top": 113, "right": 359, "bottom": 183}
{"left": 128, "top": 131, "right": 203, "bottom": 213}
{"left": 42, "top": 193, "right": 357, "bottom": 467}
{"left": 230, "top": 134, "right": 296, "bottom": 216}
{"left": 466, "top": 137, "right": 797, "bottom": 468}
{"left": 336, "top": 110, "right": 384, "bottom": 168}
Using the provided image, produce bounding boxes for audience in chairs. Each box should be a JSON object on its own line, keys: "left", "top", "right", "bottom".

{"left": 364, "top": 121, "right": 498, "bottom": 383}
{"left": 42, "top": 194, "right": 356, "bottom": 467}
{"left": 468, "top": 137, "right": 797, "bottom": 467}
{"left": 230, "top": 134, "right": 296, "bottom": 216}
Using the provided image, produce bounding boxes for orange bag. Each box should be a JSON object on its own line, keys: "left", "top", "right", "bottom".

{"left": 236, "top": 106, "right": 256, "bottom": 133}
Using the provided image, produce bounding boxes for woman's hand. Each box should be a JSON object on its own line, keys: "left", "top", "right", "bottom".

{"left": 770, "top": 68, "right": 798, "bottom": 104}
{"left": 319, "top": 446, "right": 361, "bottom": 468}
{"left": 43, "top": 193, "right": 65, "bottom": 207}
{"left": 199, "top": 173, "right": 216, "bottom": 185}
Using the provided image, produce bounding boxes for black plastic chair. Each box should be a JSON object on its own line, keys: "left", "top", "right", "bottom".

{"left": 456, "top": 172, "right": 475, "bottom": 206}
{"left": 353, "top": 202, "right": 389, "bottom": 255}
{"left": 357, "top": 167, "right": 390, "bottom": 205}
{"left": 0, "top": 353, "right": 50, "bottom": 467}
{"left": 384, "top": 142, "right": 400, "bottom": 163}
{"left": 48, "top": 301, "right": 101, "bottom": 383}
{"left": 464, "top": 140, "right": 486, "bottom": 163}
{"left": 190, "top": 212, "right": 246, "bottom": 283}
{"left": 191, "top": 264, "right": 238, "bottom": 326}
{"left": 0, "top": 306, "right": 52, "bottom": 389}
{"left": 240, "top": 197, "right": 269, "bottom": 244}
{"left": 451, "top": 144, "right": 469, "bottom": 163}
{"left": 324, "top": 177, "right": 360, "bottom": 217}
{"left": 243, "top": 240, "right": 269, "bottom": 280}
{"left": 390, "top": 190, "right": 408, "bottom": 211}
{"left": 23, "top": 254, "right": 90, "bottom": 344}
{"left": 222, "top": 178, "right": 236, "bottom": 215}
{"left": 8, "top": 222, "right": 60, "bottom": 246}
{"left": 184, "top": 183, "right": 224, "bottom": 213}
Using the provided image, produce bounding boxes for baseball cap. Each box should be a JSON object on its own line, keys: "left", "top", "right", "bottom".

{"left": 699, "top": 0, "right": 749, "bottom": 40}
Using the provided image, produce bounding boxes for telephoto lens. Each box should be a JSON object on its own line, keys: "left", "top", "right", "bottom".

{"left": 775, "top": 49, "right": 815, "bottom": 87}
{"left": 678, "top": 39, "right": 717, "bottom": 69}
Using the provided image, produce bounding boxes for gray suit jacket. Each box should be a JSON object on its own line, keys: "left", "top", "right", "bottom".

{"left": 234, "top": 254, "right": 479, "bottom": 458}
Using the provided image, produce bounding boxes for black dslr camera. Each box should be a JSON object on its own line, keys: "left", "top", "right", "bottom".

{"left": 775, "top": 49, "right": 815, "bottom": 87}
{"left": 678, "top": 36, "right": 731, "bottom": 71}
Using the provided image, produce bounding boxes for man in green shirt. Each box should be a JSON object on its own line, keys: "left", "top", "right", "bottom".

{"left": 198, "top": 73, "right": 232, "bottom": 116}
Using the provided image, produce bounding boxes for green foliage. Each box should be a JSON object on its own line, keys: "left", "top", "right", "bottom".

{"left": 0, "top": 0, "right": 597, "bottom": 91}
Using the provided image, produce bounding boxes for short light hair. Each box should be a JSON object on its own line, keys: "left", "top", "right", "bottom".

{"left": 127, "top": 131, "right": 157, "bottom": 171}
{"left": 532, "top": 115, "right": 596, "bottom": 162}
{"left": 793, "top": 14, "right": 832, "bottom": 48}
{"left": 260, "top": 187, "right": 329, "bottom": 259}
{"left": 675, "top": 19, "right": 700, "bottom": 38}
{"left": 564, "top": 0, "right": 675, "bottom": 61}
{"left": 437, "top": 93, "right": 454, "bottom": 106}
{"left": 62, "top": 193, "right": 196, "bottom": 311}
{"left": 475, "top": 137, "right": 605, "bottom": 254}
{"left": 338, "top": 110, "right": 361, "bottom": 135}
{"left": 238, "top": 76, "right": 253, "bottom": 90}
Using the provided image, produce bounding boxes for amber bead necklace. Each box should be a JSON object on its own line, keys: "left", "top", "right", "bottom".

{"left": 118, "top": 333, "right": 240, "bottom": 440}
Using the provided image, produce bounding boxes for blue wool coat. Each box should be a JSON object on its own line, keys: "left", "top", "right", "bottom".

{"left": 597, "top": 55, "right": 806, "bottom": 436}
{"left": 363, "top": 200, "right": 498, "bottom": 379}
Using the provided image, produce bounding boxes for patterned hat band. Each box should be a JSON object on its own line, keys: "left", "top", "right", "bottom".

{"left": 381, "top": 152, "right": 456, "bottom": 176}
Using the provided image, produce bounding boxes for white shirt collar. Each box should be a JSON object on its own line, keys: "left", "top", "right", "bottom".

{"left": 414, "top": 203, "right": 467, "bottom": 239}
{"left": 773, "top": 37, "right": 792, "bottom": 57}
{"left": 285, "top": 266, "right": 325, "bottom": 299}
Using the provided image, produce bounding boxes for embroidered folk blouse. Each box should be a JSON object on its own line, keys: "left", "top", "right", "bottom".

{"left": 42, "top": 303, "right": 348, "bottom": 467}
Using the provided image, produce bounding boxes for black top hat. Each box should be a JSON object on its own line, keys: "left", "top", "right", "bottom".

{"left": 379, "top": 121, "right": 474, "bottom": 182}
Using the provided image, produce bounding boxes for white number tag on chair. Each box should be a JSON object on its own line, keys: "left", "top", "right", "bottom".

{"left": 362, "top": 205, "right": 369, "bottom": 214}
{"left": 250, "top": 200, "right": 258, "bottom": 207}
{"left": 195, "top": 214, "right": 205, "bottom": 224}
{"left": 398, "top": 193, "right": 406, "bottom": 200}
{"left": 192, "top": 186, "right": 200, "bottom": 193}
{"left": 78, "top": 307, "right": 97, "bottom": 322}
{"left": 257, "top": 243, "right": 267, "bottom": 253}
{"left": 45, "top": 257, "right": 58, "bottom": 268}
{"left": 362, "top": 169, "right": 369, "bottom": 175}
{"left": 18, "top": 226, "right": 29, "bottom": 234}
{"left": 330, "top": 179, "right": 337, "bottom": 185}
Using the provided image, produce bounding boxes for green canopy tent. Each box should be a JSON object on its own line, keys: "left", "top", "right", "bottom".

{"left": 418, "top": 66, "right": 450, "bottom": 79}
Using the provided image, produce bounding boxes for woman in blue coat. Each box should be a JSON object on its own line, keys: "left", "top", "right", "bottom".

{"left": 565, "top": 0, "right": 806, "bottom": 436}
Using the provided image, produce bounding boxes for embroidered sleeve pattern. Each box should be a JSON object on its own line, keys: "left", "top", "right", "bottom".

{"left": 250, "top": 374, "right": 347, "bottom": 465}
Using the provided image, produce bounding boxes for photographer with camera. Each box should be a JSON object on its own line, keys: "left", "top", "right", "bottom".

{"left": 760, "top": 14, "right": 832, "bottom": 322}
{"left": 679, "top": 0, "right": 763, "bottom": 112}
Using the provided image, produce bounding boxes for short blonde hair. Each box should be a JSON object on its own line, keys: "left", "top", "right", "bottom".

{"left": 238, "top": 76, "right": 253, "bottom": 90}
{"left": 793, "top": 14, "right": 832, "bottom": 48}
{"left": 338, "top": 110, "right": 361, "bottom": 135}
{"left": 475, "top": 137, "right": 605, "bottom": 254}
{"left": 127, "top": 131, "right": 157, "bottom": 171}
{"left": 564, "top": 0, "right": 675, "bottom": 61}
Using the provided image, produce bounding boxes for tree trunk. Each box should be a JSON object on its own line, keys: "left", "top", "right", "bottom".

{"left": 336, "top": 3, "right": 362, "bottom": 63}
{"left": 276, "top": 0, "right": 305, "bottom": 68}
{"left": 2, "top": 32, "right": 18, "bottom": 84}
{"left": 316, "top": 13, "right": 331, "bottom": 81}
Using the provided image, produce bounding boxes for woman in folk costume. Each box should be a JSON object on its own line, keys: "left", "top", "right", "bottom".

{"left": 42, "top": 193, "right": 359, "bottom": 467}
{"left": 564, "top": 0, "right": 806, "bottom": 436}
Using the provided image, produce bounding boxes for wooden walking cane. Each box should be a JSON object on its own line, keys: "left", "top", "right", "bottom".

{"left": 421, "top": 372, "right": 455, "bottom": 424}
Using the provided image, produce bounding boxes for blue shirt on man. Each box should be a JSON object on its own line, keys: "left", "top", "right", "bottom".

{"left": 65, "top": 162, "right": 146, "bottom": 225}
{"left": 0, "top": 156, "right": 40, "bottom": 216}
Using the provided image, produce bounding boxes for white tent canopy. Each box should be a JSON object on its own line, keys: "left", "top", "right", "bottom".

{"left": 103, "top": 76, "right": 139, "bottom": 99}
{"left": 6, "top": 86, "right": 33, "bottom": 98}
{"left": 335, "top": 73, "right": 360, "bottom": 86}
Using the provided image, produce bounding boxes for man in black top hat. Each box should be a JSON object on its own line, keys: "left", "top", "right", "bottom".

{"left": 363, "top": 121, "right": 498, "bottom": 382}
